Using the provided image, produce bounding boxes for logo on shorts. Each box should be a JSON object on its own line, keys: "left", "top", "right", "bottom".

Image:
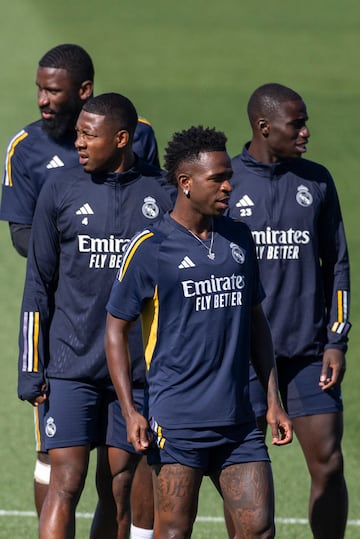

{"left": 296, "top": 185, "right": 313, "bottom": 207}
{"left": 142, "top": 197, "right": 159, "bottom": 219}
{"left": 150, "top": 417, "right": 166, "bottom": 448}
{"left": 230, "top": 242, "right": 246, "bottom": 264}
{"left": 45, "top": 416, "right": 57, "bottom": 438}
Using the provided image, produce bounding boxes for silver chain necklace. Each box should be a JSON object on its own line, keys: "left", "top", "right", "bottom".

{"left": 188, "top": 224, "right": 215, "bottom": 260}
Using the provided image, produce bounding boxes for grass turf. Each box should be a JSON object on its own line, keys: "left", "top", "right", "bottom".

{"left": 0, "top": 1, "right": 359, "bottom": 537}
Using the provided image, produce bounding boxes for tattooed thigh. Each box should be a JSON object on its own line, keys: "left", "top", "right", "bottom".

{"left": 152, "top": 464, "right": 203, "bottom": 528}
{"left": 218, "top": 462, "right": 275, "bottom": 538}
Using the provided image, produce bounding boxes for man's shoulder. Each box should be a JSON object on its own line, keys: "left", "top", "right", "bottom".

{"left": 134, "top": 215, "right": 172, "bottom": 247}
{"left": 218, "top": 214, "right": 253, "bottom": 237}
{"left": 38, "top": 164, "right": 86, "bottom": 199}
{"left": 136, "top": 116, "right": 155, "bottom": 134}
{"left": 291, "top": 157, "right": 331, "bottom": 178}
{"left": 5, "top": 120, "right": 43, "bottom": 149}
{"left": 135, "top": 158, "right": 163, "bottom": 179}
{"left": 5, "top": 119, "right": 75, "bottom": 156}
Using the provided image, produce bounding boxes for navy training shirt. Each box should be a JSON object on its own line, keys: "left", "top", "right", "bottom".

{"left": 107, "top": 213, "right": 264, "bottom": 429}
{"left": 18, "top": 159, "right": 174, "bottom": 402}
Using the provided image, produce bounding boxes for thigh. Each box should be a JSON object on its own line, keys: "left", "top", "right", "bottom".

{"left": 293, "top": 412, "right": 344, "bottom": 470}
{"left": 131, "top": 455, "right": 154, "bottom": 526}
{"left": 44, "top": 379, "right": 103, "bottom": 450}
{"left": 152, "top": 463, "right": 203, "bottom": 535}
{"left": 216, "top": 461, "right": 275, "bottom": 537}
{"left": 108, "top": 446, "right": 140, "bottom": 477}
{"left": 49, "top": 445, "right": 90, "bottom": 495}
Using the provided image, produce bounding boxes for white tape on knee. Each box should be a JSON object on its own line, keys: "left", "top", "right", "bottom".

{"left": 34, "top": 459, "right": 51, "bottom": 485}
{"left": 130, "top": 524, "right": 153, "bottom": 539}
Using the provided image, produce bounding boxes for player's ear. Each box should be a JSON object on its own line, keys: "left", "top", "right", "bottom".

{"left": 79, "top": 80, "right": 93, "bottom": 101}
{"left": 116, "top": 129, "right": 130, "bottom": 148}
{"left": 258, "top": 118, "right": 270, "bottom": 137}
{"left": 178, "top": 173, "right": 190, "bottom": 192}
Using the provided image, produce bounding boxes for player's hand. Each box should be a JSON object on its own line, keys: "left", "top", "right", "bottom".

{"left": 319, "top": 349, "right": 346, "bottom": 390}
{"left": 267, "top": 406, "right": 293, "bottom": 446}
{"left": 126, "top": 411, "right": 153, "bottom": 452}
{"left": 30, "top": 383, "right": 48, "bottom": 407}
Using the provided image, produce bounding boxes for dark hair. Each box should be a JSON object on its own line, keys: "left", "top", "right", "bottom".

{"left": 247, "top": 83, "right": 303, "bottom": 126}
{"left": 38, "top": 44, "right": 94, "bottom": 85}
{"left": 164, "top": 125, "right": 227, "bottom": 185}
{"left": 82, "top": 93, "right": 138, "bottom": 140}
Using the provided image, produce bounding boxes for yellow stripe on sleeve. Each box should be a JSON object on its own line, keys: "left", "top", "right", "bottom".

{"left": 119, "top": 231, "right": 154, "bottom": 281}
{"left": 142, "top": 286, "right": 159, "bottom": 371}
{"left": 138, "top": 116, "right": 152, "bottom": 127}
{"left": 33, "top": 312, "right": 40, "bottom": 372}
{"left": 337, "top": 290, "right": 343, "bottom": 323}
{"left": 5, "top": 130, "right": 28, "bottom": 187}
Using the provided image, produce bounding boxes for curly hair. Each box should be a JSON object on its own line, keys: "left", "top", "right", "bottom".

{"left": 38, "top": 44, "right": 94, "bottom": 86}
{"left": 164, "top": 125, "right": 227, "bottom": 186}
{"left": 247, "top": 83, "right": 303, "bottom": 126}
{"left": 82, "top": 93, "right": 138, "bottom": 140}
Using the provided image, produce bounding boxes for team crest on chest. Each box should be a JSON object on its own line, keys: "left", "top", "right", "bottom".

{"left": 142, "top": 196, "right": 159, "bottom": 219}
{"left": 230, "top": 242, "right": 246, "bottom": 264}
{"left": 296, "top": 185, "right": 313, "bottom": 207}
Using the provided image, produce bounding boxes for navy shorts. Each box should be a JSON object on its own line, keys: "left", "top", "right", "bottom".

{"left": 106, "top": 387, "right": 147, "bottom": 455}
{"left": 249, "top": 356, "right": 343, "bottom": 419}
{"left": 43, "top": 378, "right": 115, "bottom": 450}
{"left": 147, "top": 419, "right": 269, "bottom": 474}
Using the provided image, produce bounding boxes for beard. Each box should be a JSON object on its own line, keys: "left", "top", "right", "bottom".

{"left": 41, "top": 96, "right": 82, "bottom": 141}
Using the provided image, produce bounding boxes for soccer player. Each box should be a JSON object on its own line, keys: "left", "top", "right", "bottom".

{"left": 227, "top": 83, "right": 350, "bottom": 539}
{"left": 17, "top": 93, "right": 173, "bottom": 539}
{"left": 105, "top": 125, "right": 293, "bottom": 539}
{"left": 1, "top": 43, "right": 160, "bottom": 537}
{"left": 0, "top": 43, "right": 160, "bottom": 258}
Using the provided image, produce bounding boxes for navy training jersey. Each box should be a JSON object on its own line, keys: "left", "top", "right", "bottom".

{"left": 18, "top": 159, "right": 174, "bottom": 402}
{"left": 106, "top": 213, "right": 264, "bottom": 429}
{"left": 228, "top": 144, "right": 350, "bottom": 357}
{"left": 0, "top": 116, "right": 160, "bottom": 225}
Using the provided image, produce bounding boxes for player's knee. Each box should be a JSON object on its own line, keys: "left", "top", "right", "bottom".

{"left": 34, "top": 458, "right": 51, "bottom": 485}
{"left": 157, "top": 513, "right": 195, "bottom": 539}
{"left": 311, "top": 446, "right": 345, "bottom": 485}
{"left": 112, "top": 469, "right": 133, "bottom": 506}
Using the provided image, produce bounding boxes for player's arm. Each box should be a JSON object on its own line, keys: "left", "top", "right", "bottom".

{"left": 9, "top": 222, "right": 32, "bottom": 257}
{"left": 250, "top": 303, "right": 293, "bottom": 446}
{"left": 0, "top": 129, "right": 38, "bottom": 254}
{"left": 105, "top": 313, "right": 152, "bottom": 452}
{"left": 18, "top": 182, "right": 59, "bottom": 404}
{"left": 319, "top": 174, "right": 351, "bottom": 388}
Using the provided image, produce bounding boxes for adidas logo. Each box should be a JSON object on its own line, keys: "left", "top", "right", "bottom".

{"left": 76, "top": 203, "right": 94, "bottom": 225}
{"left": 235, "top": 194, "right": 254, "bottom": 217}
{"left": 178, "top": 256, "right": 196, "bottom": 269}
{"left": 235, "top": 194, "right": 254, "bottom": 208}
{"left": 46, "top": 155, "right": 64, "bottom": 169}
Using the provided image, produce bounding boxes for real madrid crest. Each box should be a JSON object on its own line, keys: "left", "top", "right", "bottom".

{"left": 142, "top": 196, "right": 159, "bottom": 219}
{"left": 296, "top": 185, "right": 313, "bottom": 207}
{"left": 45, "top": 416, "right": 57, "bottom": 438}
{"left": 230, "top": 242, "right": 246, "bottom": 264}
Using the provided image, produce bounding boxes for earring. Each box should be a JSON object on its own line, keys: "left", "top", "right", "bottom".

{"left": 183, "top": 188, "right": 190, "bottom": 198}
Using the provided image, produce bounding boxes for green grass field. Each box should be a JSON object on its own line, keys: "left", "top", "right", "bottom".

{"left": 0, "top": 1, "right": 359, "bottom": 537}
